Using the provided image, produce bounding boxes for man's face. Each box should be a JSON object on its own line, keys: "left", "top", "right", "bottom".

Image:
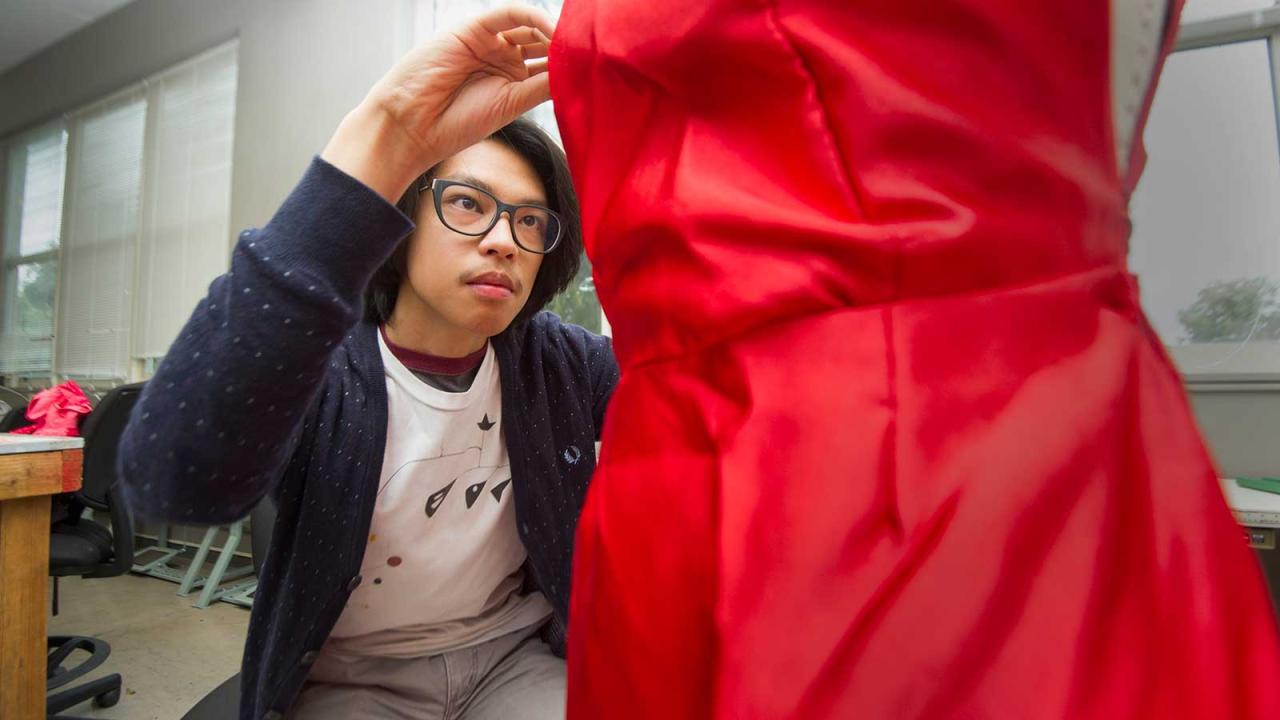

{"left": 401, "top": 140, "right": 547, "bottom": 339}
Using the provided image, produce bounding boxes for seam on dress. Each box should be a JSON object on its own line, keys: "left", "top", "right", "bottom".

{"left": 762, "top": 0, "right": 870, "bottom": 220}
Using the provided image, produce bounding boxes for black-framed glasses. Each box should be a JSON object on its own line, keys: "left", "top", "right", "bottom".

{"left": 421, "top": 178, "right": 563, "bottom": 255}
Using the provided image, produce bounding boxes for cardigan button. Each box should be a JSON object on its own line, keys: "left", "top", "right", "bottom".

{"left": 301, "top": 650, "right": 321, "bottom": 666}
{"left": 346, "top": 574, "right": 363, "bottom": 592}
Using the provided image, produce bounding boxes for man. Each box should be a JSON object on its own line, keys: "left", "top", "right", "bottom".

{"left": 120, "top": 6, "right": 615, "bottom": 718}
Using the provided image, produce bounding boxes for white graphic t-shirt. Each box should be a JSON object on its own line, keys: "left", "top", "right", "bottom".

{"left": 323, "top": 334, "right": 552, "bottom": 658}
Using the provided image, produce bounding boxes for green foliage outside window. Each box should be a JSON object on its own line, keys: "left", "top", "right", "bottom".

{"left": 547, "top": 252, "right": 601, "bottom": 334}
{"left": 1177, "top": 276, "right": 1280, "bottom": 344}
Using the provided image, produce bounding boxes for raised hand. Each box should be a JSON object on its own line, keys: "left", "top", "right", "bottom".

{"left": 322, "top": 4, "right": 555, "bottom": 202}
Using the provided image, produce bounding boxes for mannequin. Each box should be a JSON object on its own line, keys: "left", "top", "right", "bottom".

{"left": 550, "top": 1, "right": 1280, "bottom": 717}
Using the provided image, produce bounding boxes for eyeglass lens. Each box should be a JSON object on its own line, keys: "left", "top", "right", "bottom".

{"left": 438, "top": 183, "right": 560, "bottom": 253}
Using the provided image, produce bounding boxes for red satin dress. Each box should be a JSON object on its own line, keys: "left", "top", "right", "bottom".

{"left": 550, "top": 1, "right": 1280, "bottom": 717}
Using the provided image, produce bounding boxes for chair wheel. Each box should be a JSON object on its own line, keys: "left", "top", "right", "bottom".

{"left": 94, "top": 688, "right": 121, "bottom": 708}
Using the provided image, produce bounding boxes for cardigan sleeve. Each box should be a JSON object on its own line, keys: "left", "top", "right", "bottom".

{"left": 118, "top": 157, "right": 413, "bottom": 524}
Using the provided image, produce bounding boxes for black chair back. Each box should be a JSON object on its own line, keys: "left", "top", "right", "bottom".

{"left": 0, "top": 385, "right": 27, "bottom": 420}
{"left": 0, "top": 386, "right": 30, "bottom": 432}
{"left": 79, "top": 382, "right": 145, "bottom": 507}
{"left": 70, "top": 382, "right": 145, "bottom": 578}
{"left": 0, "top": 404, "right": 29, "bottom": 432}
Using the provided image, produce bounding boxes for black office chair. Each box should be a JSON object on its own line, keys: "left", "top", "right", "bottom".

{"left": 46, "top": 382, "right": 145, "bottom": 716}
{"left": 0, "top": 385, "right": 31, "bottom": 432}
{"left": 0, "top": 383, "right": 27, "bottom": 417}
{"left": 182, "top": 673, "right": 241, "bottom": 720}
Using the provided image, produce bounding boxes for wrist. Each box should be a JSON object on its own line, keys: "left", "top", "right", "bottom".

{"left": 320, "top": 102, "right": 436, "bottom": 204}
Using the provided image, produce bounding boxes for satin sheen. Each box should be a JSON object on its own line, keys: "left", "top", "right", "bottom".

{"left": 550, "top": 1, "right": 1280, "bottom": 717}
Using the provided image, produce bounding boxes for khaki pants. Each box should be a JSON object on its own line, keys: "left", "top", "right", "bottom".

{"left": 287, "top": 623, "right": 564, "bottom": 719}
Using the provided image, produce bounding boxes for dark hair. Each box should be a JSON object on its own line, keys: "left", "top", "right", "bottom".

{"left": 363, "top": 116, "right": 583, "bottom": 331}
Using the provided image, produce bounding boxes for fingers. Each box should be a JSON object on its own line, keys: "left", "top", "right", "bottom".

{"left": 506, "top": 68, "right": 552, "bottom": 112}
{"left": 478, "top": 4, "right": 556, "bottom": 42}
{"left": 500, "top": 27, "right": 549, "bottom": 62}
{"left": 519, "top": 42, "right": 550, "bottom": 61}
{"left": 500, "top": 26, "right": 551, "bottom": 46}
{"left": 524, "top": 58, "right": 549, "bottom": 76}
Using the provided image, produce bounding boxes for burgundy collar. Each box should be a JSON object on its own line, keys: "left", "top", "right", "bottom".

{"left": 380, "top": 325, "right": 486, "bottom": 375}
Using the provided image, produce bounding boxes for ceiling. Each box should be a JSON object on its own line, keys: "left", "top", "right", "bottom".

{"left": 0, "top": 0, "right": 136, "bottom": 76}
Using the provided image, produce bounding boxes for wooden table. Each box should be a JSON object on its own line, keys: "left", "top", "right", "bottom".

{"left": 0, "top": 435, "right": 85, "bottom": 720}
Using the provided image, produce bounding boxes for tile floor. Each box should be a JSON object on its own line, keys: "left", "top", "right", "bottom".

{"left": 48, "top": 572, "right": 249, "bottom": 719}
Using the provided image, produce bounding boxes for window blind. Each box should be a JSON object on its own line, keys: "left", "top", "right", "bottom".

{"left": 56, "top": 94, "right": 146, "bottom": 380}
{"left": 134, "top": 43, "right": 238, "bottom": 359}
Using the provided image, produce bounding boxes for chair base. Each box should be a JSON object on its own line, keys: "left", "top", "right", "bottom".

{"left": 47, "top": 635, "right": 123, "bottom": 716}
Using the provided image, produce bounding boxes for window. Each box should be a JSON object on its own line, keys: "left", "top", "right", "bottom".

{"left": 57, "top": 93, "right": 146, "bottom": 381}
{"left": 1129, "top": 15, "right": 1280, "bottom": 379}
{"left": 1, "top": 124, "right": 66, "bottom": 377}
{"left": 0, "top": 41, "right": 238, "bottom": 384}
{"left": 413, "top": 0, "right": 605, "bottom": 334}
{"left": 1183, "top": 0, "right": 1274, "bottom": 23}
{"left": 548, "top": 255, "right": 602, "bottom": 333}
{"left": 133, "top": 44, "right": 238, "bottom": 360}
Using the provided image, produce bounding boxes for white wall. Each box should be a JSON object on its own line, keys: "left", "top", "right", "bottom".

{"left": 0, "top": 0, "right": 407, "bottom": 248}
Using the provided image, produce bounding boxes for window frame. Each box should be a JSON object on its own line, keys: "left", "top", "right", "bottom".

{"left": 1138, "top": 8, "right": 1280, "bottom": 389}
{"left": 0, "top": 121, "right": 68, "bottom": 384}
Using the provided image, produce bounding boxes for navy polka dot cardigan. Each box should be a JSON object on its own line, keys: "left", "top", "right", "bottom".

{"left": 118, "top": 157, "right": 619, "bottom": 720}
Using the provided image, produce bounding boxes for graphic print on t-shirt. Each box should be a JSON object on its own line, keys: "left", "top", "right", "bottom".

{"left": 330, "top": 339, "right": 530, "bottom": 637}
{"left": 377, "top": 412, "right": 508, "bottom": 517}
{"left": 363, "top": 410, "right": 511, "bottom": 589}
